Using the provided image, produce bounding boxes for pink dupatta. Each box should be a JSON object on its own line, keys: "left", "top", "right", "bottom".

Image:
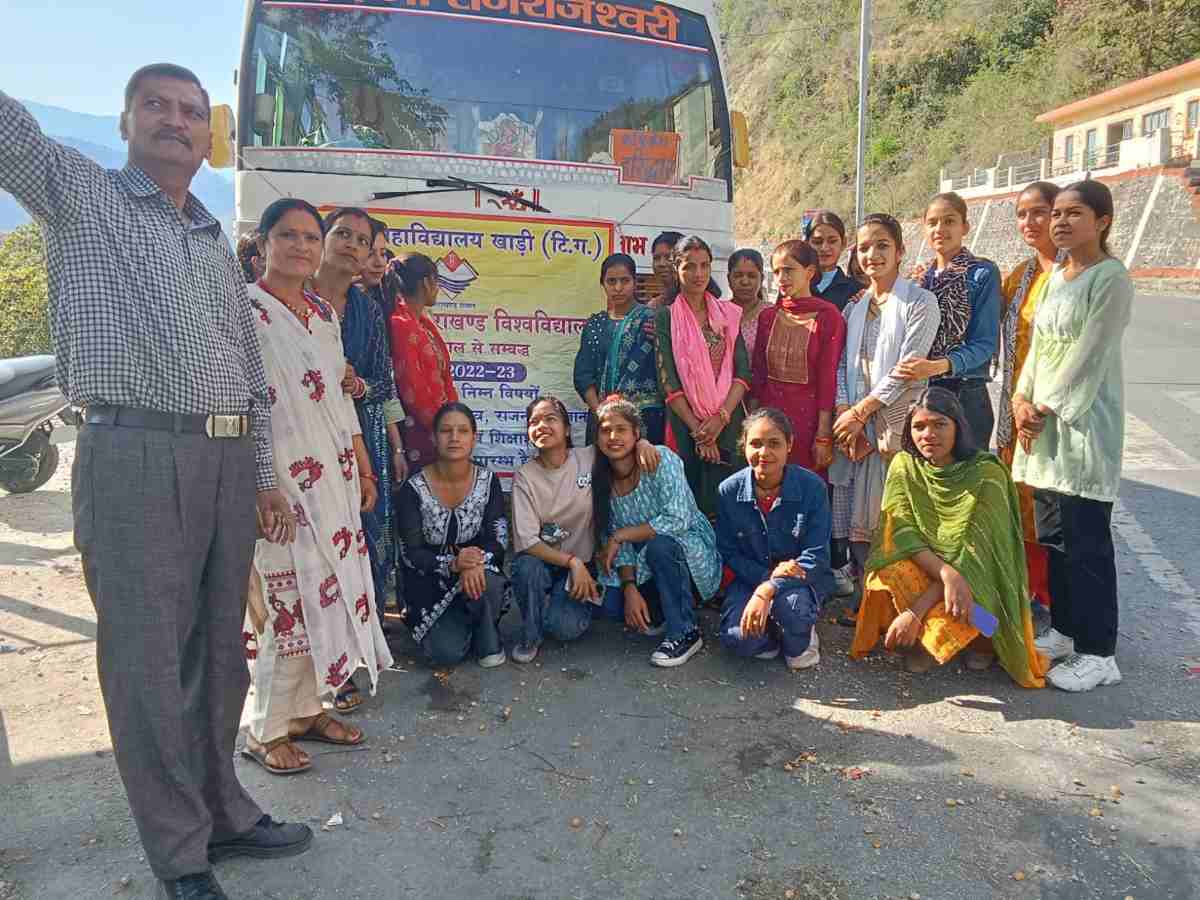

{"left": 669, "top": 291, "right": 743, "bottom": 420}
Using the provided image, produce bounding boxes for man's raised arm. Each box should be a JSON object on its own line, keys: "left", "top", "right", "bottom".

{"left": 0, "top": 90, "right": 101, "bottom": 226}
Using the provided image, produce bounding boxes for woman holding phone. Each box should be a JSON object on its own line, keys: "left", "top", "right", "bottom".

{"left": 850, "top": 388, "right": 1047, "bottom": 686}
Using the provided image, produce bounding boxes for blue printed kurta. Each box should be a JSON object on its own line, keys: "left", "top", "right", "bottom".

{"left": 599, "top": 447, "right": 722, "bottom": 599}
{"left": 340, "top": 284, "right": 398, "bottom": 607}
{"left": 574, "top": 304, "right": 663, "bottom": 443}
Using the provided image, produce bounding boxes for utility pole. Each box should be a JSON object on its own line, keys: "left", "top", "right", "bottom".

{"left": 854, "top": 0, "right": 872, "bottom": 226}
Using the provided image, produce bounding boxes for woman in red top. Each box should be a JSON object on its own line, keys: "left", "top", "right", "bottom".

{"left": 389, "top": 252, "right": 458, "bottom": 471}
{"left": 751, "top": 240, "right": 847, "bottom": 478}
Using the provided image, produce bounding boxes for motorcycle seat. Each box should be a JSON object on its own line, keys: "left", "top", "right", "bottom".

{"left": 0, "top": 355, "right": 57, "bottom": 402}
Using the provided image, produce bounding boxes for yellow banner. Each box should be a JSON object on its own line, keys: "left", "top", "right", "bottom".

{"left": 373, "top": 209, "right": 613, "bottom": 475}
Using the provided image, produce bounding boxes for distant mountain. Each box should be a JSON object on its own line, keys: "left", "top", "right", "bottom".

{"left": 0, "top": 99, "right": 235, "bottom": 234}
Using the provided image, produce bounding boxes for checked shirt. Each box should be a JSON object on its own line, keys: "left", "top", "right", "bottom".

{"left": 0, "top": 91, "right": 276, "bottom": 490}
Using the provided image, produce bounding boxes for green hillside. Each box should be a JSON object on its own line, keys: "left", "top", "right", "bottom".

{"left": 719, "top": 0, "right": 1200, "bottom": 240}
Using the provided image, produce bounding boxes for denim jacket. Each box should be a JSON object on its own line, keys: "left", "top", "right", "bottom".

{"left": 715, "top": 465, "right": 834, "bottom": 600}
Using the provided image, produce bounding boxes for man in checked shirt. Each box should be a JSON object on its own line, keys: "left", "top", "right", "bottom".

{"left": 0, "top": 65, "right": 312, "bottom": 899}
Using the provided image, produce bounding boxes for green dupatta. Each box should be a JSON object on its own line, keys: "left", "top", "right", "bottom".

{"left": 868, "top": 451, "right": 1041, "bottom": 685}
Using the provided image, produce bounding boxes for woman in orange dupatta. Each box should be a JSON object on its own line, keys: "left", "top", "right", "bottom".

{"left": 851, "top": 387, "right": 1048, "bottom": 686}
{"left": 997, "top": 182, "right": 1062, "bottom": 609}
{"left": 655, "top": 235, "right": 751, "bottom": 517}
{"left": 389, "top": 252, "right": 458, "bottom": 472}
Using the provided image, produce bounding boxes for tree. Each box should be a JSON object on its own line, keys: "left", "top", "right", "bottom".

{"left": 0, "top": 223, "right": 51, "bottom": 358}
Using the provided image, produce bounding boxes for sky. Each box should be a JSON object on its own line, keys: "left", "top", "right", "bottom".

{"left": 1, "top": 0, "right": 247, "bottom": 114}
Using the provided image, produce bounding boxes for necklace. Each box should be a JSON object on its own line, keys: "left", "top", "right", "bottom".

{"left": 258, "top": 280, "right": 314, "bottom": 328}
{"left": 612, "top": 461, "right": 639, "bottom": 494}
{"left": 754, "top": 478, "right": 782, "bottom": 497}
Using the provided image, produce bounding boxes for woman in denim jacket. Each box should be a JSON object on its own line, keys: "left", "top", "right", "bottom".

{"left": 716, "top": 408, "right": 835, "bottom": 670}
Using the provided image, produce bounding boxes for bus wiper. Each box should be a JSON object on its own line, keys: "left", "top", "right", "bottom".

{"left": 371, "top": 176, "right": 551, "bottom": 213}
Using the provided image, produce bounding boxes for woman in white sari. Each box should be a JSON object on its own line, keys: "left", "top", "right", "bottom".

{"left": 830, "top": 214, "right": 941, "bottom": 582}
{"left": 243, "top": 198, "right": 393, "bottom": 774}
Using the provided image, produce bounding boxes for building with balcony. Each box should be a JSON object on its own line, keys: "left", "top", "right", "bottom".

{"left": 941, "top": 58, "right": 1200, "bottom": 199}
{"left": 1039, "top": 57, "right": 1200, "bottom": 176}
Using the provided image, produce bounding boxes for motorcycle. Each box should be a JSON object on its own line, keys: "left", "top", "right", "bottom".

{"left": 0, "top": 355, "right": 78, "bottom": 494}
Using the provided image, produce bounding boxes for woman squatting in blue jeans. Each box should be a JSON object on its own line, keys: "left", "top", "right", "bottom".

{"left": 509, "top": 396, "right": 660, "bottom": 664}
{"left": 716, "top": 407, "right": 835, "bottom": 669}
{"left": 592, "top": 396, "right": 723, "bottom": 668}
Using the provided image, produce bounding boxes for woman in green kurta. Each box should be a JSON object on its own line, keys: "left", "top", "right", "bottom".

{"left": 655, "top": 235, "right": 751, "bottom": 517}
{"left": 1013, "top": 180, "right": 1134, "bottom": 694}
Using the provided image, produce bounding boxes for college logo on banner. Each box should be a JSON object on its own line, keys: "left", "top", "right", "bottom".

{"left": 375, "top": 209, "right": 614, "bottom": 478}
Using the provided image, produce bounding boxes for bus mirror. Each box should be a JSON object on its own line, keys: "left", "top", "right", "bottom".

{"left": 209, "top": 104, "right": 236, "bottom": 169}
{"left": 731, "top": 110, "right": 750, "bottom": 169}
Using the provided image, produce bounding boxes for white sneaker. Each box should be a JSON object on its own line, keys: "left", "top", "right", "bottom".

{"left": 478, "top": 651, "right": 507, "bottom": 669}
{"left": 833, "top": 566, "right": 857, "bottom": 598}
{"left": 755, "top": 646, "right": 780, "bottom": 660}
{"left": 1034, "top": 627, "right": 1075, "bottom": 661}
{"left": 1047, "top": 653, "right": 1122, "bottom": 692}
{"left": 511, "top": 643, "right": 539, "bottom": 664}
{"left": 786, "top": 627, "right": 820, "bottom": 670}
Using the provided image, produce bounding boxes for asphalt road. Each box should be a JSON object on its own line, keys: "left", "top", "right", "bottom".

{"left": 0, "top": 294, "right": 1198, "bottom": 900}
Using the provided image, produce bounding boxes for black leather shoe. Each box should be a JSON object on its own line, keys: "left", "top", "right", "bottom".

{"left": 158, "top": 871, "right": 229, "bottom": 899}
{"left": 208, "top": 814, "right": 314, "bottom": 863}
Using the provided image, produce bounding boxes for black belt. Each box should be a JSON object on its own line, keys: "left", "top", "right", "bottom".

{"left": 931, "top": 377, "right": 986, "bottom": 391}
{"left": 84, "top": 405, "right": 250, "bottom": 438}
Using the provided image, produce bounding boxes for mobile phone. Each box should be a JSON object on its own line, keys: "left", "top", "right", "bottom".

{"left": 969, "top": 604, "right": 998, "bottom": 638}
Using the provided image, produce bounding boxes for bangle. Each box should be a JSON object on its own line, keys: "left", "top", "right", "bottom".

{"left": 353, "top": 377, "right": 367, "bottom": 399}
{"left": 620, "top": 578, "right": 636, "bottom": 589}
{"left": 851, "top": 406, "right": 868, "bottom": 424}
{"left": 361, "top": 473, "right": 377, "bottom": 483}
{"left": 566, "top": 555, "right": 577, "bottom": 568}
{"left": 814, "top": 436, "right": 833, "bottom": 445}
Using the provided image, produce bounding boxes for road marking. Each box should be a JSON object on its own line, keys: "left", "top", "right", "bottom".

{"left": 1123, "top": 412, "right": 1200, "bottom": 470}
{"left": 1112, "top": 501, "right": 1200, "bottom": 642}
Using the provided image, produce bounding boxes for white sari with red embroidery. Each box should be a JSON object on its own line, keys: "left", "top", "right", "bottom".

{"left": 246, "top": 281, "right": 392, "bottom": 705}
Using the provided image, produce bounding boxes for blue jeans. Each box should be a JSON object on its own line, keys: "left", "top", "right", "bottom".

{"left": 609, "top": 534, "right": 697, "bottom": 641}
{"left": 512, "top": 553, "right": 594, "bottom": 647}
{"left": 719, "top": 580, "right": 818, "bottom": 658}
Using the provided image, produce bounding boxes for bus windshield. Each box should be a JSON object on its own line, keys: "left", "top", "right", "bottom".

{"left": 246, "top": 1, "right": 730, "bottom": 189}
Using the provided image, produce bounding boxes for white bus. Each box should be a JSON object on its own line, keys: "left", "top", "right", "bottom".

{"left": 217, "top": 0, "right": 748, "bottom": 469}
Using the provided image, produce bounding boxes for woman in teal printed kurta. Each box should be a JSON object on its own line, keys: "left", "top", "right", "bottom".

{"left": 592, "top": 397, "right": 721, "bottom": 667}
{"left": 1013, "top": 180, "right": 1134, "bottom": 694}
{"left": 574, "top": 253, "right": 664, "bottom": 443}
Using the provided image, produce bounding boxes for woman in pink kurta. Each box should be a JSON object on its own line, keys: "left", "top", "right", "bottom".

{"left": 752, "top": 240, "right": 848, "bottom": 479}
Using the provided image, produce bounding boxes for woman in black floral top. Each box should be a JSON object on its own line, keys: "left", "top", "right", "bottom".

{"left": 397, "top": 402, "right": 509, "bottom": 667}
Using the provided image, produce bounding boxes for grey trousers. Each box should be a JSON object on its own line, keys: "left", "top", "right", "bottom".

{"left": 73, "top": 423, "right": 263, "bottom": 880}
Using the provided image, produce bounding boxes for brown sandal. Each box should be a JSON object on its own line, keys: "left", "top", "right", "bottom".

{"left": 241, "top": 736, "right": 312, "bottom": 775}
{"left": 291, "top": 712, "right": 365, "bottom": 746}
